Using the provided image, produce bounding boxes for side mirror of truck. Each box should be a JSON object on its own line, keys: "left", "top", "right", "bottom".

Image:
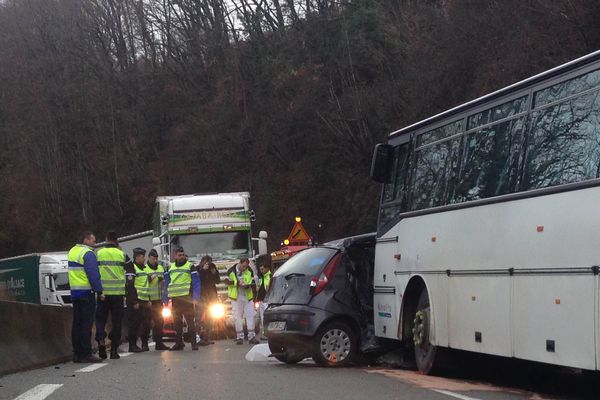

{"left": 152, "top": 237, "right": 161, "bottom": 246}
{"left": 258, "top": 233, "right": 268, "bottom": 256}
{"left": 44, "top": 275, "right": 54, "bottom": 292}
{"left": 370, "top": 143, "right": 393, "bottom": 183}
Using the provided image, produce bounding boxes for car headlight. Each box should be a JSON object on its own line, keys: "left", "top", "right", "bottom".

{"left": 209, "top": 303, "right": 225, "bottom": 319}
{"left": 162, "top": 307, "right": 172, "bottom": 318}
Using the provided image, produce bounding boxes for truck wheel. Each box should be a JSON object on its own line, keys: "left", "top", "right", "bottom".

{"left": 413, "top": 288, "right": 437, "bottom": 374}
{"left": 268, "top": 339, "right": 304, "bottom": 364}
{"left": 312, "top": 321, "right": 357, "bottom": 367}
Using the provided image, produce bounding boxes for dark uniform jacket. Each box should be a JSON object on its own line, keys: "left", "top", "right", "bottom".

{"left": 199, "top": 263, "right": 221, "bottom": 303}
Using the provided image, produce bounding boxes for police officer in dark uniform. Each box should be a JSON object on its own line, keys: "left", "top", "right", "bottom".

{"left": 126, "top": 247, "right": 147, "bottom": 353}
{"left": 146, "top": 249, "right": 169, "bottom": 350}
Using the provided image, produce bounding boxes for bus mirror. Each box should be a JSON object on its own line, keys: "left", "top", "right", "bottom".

{"left": 259, "top": 230, "right": 268, "bottom": 239}
{"left": 370, "top": 144, "right": 393, "bottom": 183}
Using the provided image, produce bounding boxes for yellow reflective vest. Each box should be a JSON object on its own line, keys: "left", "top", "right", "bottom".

{"left": 258, "top": 271, "right": 271, "bottom": 292}
{"left": 167, "top": 261, "right": 192, "bottom": 298}
{"left": 97, "top": 247, "right": 126, "bottom": 296}
{"left": 68, "top": 244, "right": 94, "bottom": 291}
{"left": 145, "top": 264, "right": 165, "bottom": 301}
{"left": 228, "top": 268, "right": 254, "bottom": 300}
{"left": 134, "top": 263, "right": 150, "bottom": 301}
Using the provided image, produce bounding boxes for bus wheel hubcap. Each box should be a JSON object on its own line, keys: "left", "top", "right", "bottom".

{"left": 413, "top": 311, "right": 426, "bottom": 347}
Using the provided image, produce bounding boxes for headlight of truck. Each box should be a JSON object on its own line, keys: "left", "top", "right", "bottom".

{"left": 209, "top": 303, "right": 225, "bottom": 319}
{"left": 162, "top": 307, "right": 172, "bottom": 318}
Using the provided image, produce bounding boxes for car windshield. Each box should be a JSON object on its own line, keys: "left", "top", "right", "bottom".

{"left": 274, "top": 247, "right": 338, "bottom": 278}
{"left": 54, "top": 272, "right": 70, "bottom": 291}
{"left": 171, "top": 232, "right": 250, "bottom": 261}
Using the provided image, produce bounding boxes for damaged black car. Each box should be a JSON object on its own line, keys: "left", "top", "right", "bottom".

{"left": 264, "top": 233, "right": 380, "bottom": 367}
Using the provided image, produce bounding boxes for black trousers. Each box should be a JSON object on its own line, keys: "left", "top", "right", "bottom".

{"left": 197, "top": 302, "right": 212, "bottom": 341}
{"left": 72, "top": 292, "right": 96, "bottom": 357}
{"left": 95, "top": 295, "right": 124, "bottom": 345}
{"left": 150, "top": 300, "right": 165, "bottom": 343}
{"left": 172, "top": 296, "right": 196, "bottom": 344}
{"left": 128, "top": 302, "right": 152, "bottom": 343}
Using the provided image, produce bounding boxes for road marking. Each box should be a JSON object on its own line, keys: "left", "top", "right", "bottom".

{"left": 75, "top": 363, "right": 107, "bottom": 372}
{"left": 13, "top": 384, "right": 63, "bottom": 400}
{"left": 432, "top": 389, "right": 481, "bottom": 400}
{"left": 119, "top": 352, "right": 133, "bottom": 357}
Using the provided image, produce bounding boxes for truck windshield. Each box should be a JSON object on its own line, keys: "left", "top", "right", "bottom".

{"left": 54, "top": 272, "right": 70, "bottom": 291}
{"left": 171, "top": 232, "right": 250, "bottom": 261}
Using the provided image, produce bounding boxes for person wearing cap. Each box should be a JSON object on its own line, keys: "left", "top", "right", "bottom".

{"left": 68, "top": 230, "right": 103, "bottom": 363}
{"left": 144, "top": 249, "right": 168, "bottom": 350}
{"left": 162, "top": 247, "right": 201, "bottom": 351}
{"left": 95, "top": 231, "right": 127, "bottom": 359}
{"left": 126, "top": 247, "right": 149, "bottom": 352}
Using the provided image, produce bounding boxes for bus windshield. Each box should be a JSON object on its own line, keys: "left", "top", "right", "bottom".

{"left": 170, "top": 232, "right": 250, "bottom": 261}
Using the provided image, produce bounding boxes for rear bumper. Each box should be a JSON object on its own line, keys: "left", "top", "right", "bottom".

{"left": 264, "top": 304, "right": 332, "bottom": 338}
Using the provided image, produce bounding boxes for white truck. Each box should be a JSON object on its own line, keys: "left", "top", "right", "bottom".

{"left": 151, "top": 192, "right": 268, "bottom": 324}
{"left": 0, "top": 253, "right": 71, "bottom": 306}
{"left": 152, "top": 192, "right": 267, "bottom": 264}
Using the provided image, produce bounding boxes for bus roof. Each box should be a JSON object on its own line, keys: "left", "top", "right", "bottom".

{"left": 389, "top": 49, "right": 600, "bottom": 139}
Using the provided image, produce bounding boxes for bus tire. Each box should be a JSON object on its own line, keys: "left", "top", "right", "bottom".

{"left": 413, "top": 288, "right": 437, "bottom": 374}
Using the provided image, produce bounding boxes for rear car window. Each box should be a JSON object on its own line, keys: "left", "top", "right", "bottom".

{"left": 273, "top": 247, "right": 338, "bottom": 277}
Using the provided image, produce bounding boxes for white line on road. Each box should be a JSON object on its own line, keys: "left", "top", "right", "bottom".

{"left": 119, "top": 352, "right": 133, "bottom": 357}
{"left": 75, "top": 363, "right": 107, "bottom": 372}
{"left": 13, "top": 384, "right": 63, "bottom": 400}
{"left": 432, "top": 389, "right": 482, "bottom": 400}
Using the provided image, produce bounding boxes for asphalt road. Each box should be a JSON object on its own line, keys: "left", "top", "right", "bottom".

{"left": 1, "top": 341, "right": 599, "bottom": 400}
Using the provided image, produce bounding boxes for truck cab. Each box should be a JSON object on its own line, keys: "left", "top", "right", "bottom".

{"left": 39, "top": 253, "right": 71, "bottom": 305}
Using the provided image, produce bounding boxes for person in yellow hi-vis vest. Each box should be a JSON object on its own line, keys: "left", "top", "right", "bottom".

{"left": 255, "top": 261, "right": 272, "bottom": 340}
{"left": 162, "top": 247, "right": 201, "bottom": 351}
{"left": 68, "top": 230, "right": 103, "bottom": 363}
{"left": 224, "top": 258, "right": 258, "bottom": 345}
{"left": 145, "top": 249, "right": 168, "bottom": 350}
{"left": 127, "top": 247, "right": 149, "bottom": 352}
{"left": 95, "top": 231, "right": 127, "bottom": 360}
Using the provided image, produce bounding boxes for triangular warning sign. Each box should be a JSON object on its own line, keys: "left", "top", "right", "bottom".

{"left": 287, "top": 221, "right": 310, "bottom": 243}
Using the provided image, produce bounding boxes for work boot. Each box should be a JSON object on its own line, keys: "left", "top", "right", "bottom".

{"left": 73, "top": 354, "right": 81, "bottom": 363}
{"left": 129, "top": 342, "right": 143, "bottom": 353}
{"left": 110, "top": 346, "right": 120, "bottom": 359}
{"left": 141, "top": 339, "right": 150, "bottom": 352}
{"left": 155, "top": 342, "right": 169, "bottom": 351}
{"left": 235, "top": 339, "right": 244, "bottom": 345}
{"left": 80, "top": 355, "right": 104, "bottom": 363}
{"left": 170, "top": 342, "right": 185, "bottom": 351}
{"left": 191, "top": 339, "right": 199, "bottom": 351}
{"left": 98, "top": 344, "right": 107, "bottom": 359}
{"left": 249, "top": 337, "right": 260, "bottom": 345}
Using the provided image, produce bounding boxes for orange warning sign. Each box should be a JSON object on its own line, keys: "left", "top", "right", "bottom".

{"left": 287, "top": 220, "right": 310, "bottom": 243}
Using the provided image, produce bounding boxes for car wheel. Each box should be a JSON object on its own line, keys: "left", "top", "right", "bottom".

{"left": 312, "top": 321, "right": 357, "bottom": 367}
{"left": 268, "top": 339, "right": 304, "bottom": 364}
{"left": 413, "top": 288, "right": 437, "bottom": 374}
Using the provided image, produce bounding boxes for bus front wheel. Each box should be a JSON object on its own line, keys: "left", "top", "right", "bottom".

{"left": 413, "top": 288, "right": 437, "bottom": 374}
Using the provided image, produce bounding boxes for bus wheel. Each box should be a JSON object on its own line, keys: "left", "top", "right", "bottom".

{"left": 412, "top": 288, "right": 437, "bottom": 374}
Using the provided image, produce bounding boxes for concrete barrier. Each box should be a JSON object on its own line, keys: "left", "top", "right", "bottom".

{"left": 0, "top": 301, "right": 73, "bottom": 376}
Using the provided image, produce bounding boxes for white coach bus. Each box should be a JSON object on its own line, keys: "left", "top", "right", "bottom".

{"left": 370, "top": 50, "right": 600, "bottom": 374}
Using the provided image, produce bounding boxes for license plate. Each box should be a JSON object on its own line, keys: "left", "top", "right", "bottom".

{"left": 268, "top": 321, "right": 286, "bottom": 331}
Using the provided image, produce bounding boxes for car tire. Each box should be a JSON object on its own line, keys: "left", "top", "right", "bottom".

{"left": 268, "top": 339, "right": 304, "bottom": 364}
{"left": 312, "top": 321, "right": 357, "bottom": 367}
